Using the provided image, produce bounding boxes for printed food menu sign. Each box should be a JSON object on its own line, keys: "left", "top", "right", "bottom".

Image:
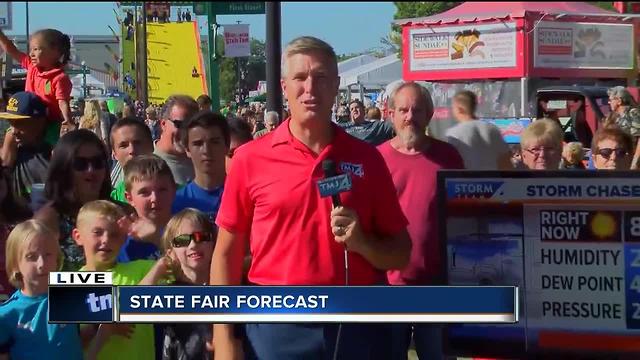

{"left": 409, "top": 23, "right": 517, "bottom": 71}
{"left": 534, "top": 21, "right": 634, "bottom": 69}
{"left": 440, "top": 172, "right": 640, "bottom": 358}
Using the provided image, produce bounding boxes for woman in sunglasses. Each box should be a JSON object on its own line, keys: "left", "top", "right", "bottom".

{"left": 156, "top": 208, "right": 217, "bottom": 359}
{"left": 34, "top": 129, "right": 115, "bottom": 271}
{"left": 591, "top": 126, "right": 634, "bottom": 170}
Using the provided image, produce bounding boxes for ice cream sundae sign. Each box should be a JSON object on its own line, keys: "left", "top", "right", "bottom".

{"left": 409, "top": 23, "right": 517, "bottom": 71}
{"left": 534, "top": 21, "right": 633, "bottom": 69}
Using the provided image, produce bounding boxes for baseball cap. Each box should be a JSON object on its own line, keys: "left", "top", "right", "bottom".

{"left": 0, "top": 92, "right": 47, "bottom": 120}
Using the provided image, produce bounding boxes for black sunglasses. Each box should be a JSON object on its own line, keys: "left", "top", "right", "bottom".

{"left": 596, "top": 148, "right": 628, "bottom": 160}
{"left": 72, "top": 155, "right": 106, "bottom": 172}
{"left": 171, "top": 232, "right": 215, "bottom": 248}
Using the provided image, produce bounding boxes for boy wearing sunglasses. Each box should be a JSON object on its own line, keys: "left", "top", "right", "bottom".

{"left": 155, "top": 208, "right": 220, "bottom": 359}
{"left": 0, "top": 92, "right": 50, "bottom": 207}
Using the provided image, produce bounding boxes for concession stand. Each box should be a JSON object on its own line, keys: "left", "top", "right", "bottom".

{"left": 397, "top": 2, "right": 638, "bottom": 145}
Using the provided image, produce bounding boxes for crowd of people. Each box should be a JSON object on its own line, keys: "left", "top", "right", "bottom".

{"left": 0, "top": 24, "right": 639, "bottom": 360}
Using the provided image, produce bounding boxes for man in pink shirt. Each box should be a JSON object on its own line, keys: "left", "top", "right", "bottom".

{"left": 378, "top": 81, "right": 464, "bottom": 359}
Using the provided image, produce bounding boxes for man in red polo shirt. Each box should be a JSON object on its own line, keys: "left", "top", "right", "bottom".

{"left": 211, "top": 36, "right": 411, "bottom": 359}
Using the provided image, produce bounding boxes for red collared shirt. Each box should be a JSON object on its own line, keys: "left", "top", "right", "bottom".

{"left": 20, "top": 54, "right": 72, "bottom": 122}
{"left": 216, "top": 118, "right": 408, "bottom": 285}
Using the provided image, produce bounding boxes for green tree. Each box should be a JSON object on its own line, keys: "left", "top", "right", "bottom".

{"left": 337, "top": 53, "right": 360, "bottom": 62}
{"left": 383, "top": 2, "right": 461, "bottom": 57}
{"left": 244, "top": 39, "right": 267, "bottom": 95}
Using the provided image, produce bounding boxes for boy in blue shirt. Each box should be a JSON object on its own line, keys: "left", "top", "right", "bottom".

{"left": 118, "top": 155, "right": 177, "bottom": 262}
{"left": 172, "top": 110, "right": 230, "bottom": 222}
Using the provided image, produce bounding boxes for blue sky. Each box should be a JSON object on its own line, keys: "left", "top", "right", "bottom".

{"left": 5, "top": 2, "right": 397, "bottom": 55}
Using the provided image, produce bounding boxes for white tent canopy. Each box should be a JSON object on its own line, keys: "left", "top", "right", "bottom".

{"left": 71, "top": 73, "right": 106, "bottom": 98}
{"left": 338, "top": 54, "right": 378, "bottom": 74}
{"left": 339, "top": 54, "right": 401, "bottom": 90}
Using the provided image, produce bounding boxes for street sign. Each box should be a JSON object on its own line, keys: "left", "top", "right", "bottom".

{"left": 120, "top": 2, "right": 265, "bottom": 16}
{"left": 65, "top": 69, "right": 87, "bottom": 76}
{"left": 211, "top": 2, "right": 265, "bottom": 15}
{"left": 119, "top": 2, "right": 192, "bottom": 6}
{"left": 0, "top": 2, "right": 12, "bottom": 30}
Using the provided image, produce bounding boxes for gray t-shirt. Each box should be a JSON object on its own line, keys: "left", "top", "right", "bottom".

{"left": 445, "top": 121, "right": 510, "bottom": 170}
{"left": 339, "top": 120, "right": 394, "bottom": 146}
{"left": 154, "top": 149, "right": 194, "bottom": 186}
{"left": 12, "top": 144, "right": 51, "bottom": 205}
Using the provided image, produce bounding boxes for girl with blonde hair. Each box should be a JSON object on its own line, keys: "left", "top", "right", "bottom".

{"left": 0, "top": 219, "right": 83, "bottom": 359}
{"left": 156, "top": 208, "right": 217, "bottom": 359}
{"left": 79, "top": 99, "right": 110, "bottom": 147}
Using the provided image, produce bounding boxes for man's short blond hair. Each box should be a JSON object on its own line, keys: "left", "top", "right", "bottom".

{"left": 520, "top": 118, "right": 563, "bottom": 150}
{"left": 77, "top": 200, "right": 126, "bottom": 228}
{"left": 123, "top": 154, "right": 176, "bottom": 192}
{"left": 281, "top": 36, "right": 337, "bottom": 78}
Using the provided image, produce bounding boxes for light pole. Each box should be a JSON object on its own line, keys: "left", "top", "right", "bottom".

{"left": 236, "top": 20, "right": 242, "bottom": 104}
{"left": 265, "top": 2, "right": 282, "bottom": 115}
{"left": 25, "top": 1, "right": 29, "bottom": 52}
{"left": 81, "top": 61, "right": 87, "bottom": 98}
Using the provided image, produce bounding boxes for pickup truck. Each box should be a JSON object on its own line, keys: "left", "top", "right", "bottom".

{"left": 535, "top": 85, "right": 616, "bottom": 148}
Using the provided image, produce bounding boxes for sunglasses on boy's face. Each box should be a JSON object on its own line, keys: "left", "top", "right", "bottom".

{"left": 596, "top": 147, "right": 628, "bottom": 160}
{"left": 72, "top": 155, "right": 106, "bottom": 172}
{"left": 171, "top": 232, "right": 216, "bottom": 248}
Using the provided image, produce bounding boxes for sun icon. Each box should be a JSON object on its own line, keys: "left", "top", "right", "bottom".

{"left": 591, "top": 212, "right": 616, "bottom": 239}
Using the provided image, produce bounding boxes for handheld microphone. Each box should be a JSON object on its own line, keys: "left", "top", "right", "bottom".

{"left": 317, "top": 159, "right": 351, "bottom": 283}
{"left": 318, "top": 159, "right": 352, "bottom": 360}
{"left": 320, "top": 159, "right": 347, "bottom": 207}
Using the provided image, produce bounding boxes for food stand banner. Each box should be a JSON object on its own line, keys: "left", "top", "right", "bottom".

{"left": 408, "top": 23, "right": 517, "bottom": 72}
{"left": 439, "top": 171, "right": 640, "bottom": 358}
{"left": 534, "top": 21, "right": 634, "bottom": 69}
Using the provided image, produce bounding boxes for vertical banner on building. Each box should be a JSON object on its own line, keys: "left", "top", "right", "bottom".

{"left": 0, "top": 2, "right": 11, "bottom": 30}
{"left": 223, "top": 24, "right": 250, "bottom": 58}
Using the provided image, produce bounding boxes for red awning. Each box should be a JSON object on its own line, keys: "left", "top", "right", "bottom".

{"left": 396, "top": 1, "right": 620, "bottom": 26}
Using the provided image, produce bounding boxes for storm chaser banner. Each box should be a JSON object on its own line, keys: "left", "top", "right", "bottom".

{"left": 438, "top": 171, "right": 640, "bottom": 358}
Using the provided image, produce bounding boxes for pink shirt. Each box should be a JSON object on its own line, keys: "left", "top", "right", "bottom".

{"left": 20, "top": 54, "right": 72, "bottom": 122}
{"left": 216, "top": 118, "right": 408, "bottom": 285}
{"left": 378, "top": 139, "right": 464, "bottom": 285}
